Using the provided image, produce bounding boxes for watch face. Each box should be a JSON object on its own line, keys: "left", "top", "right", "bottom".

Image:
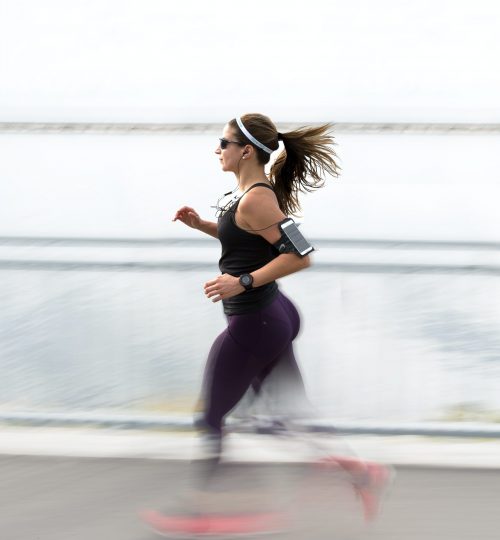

{"left": 241, "top": 275, "right": 252, "bottom": 286}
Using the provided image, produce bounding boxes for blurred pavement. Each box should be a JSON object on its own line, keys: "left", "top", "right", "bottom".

{"left": 1, "top": 451, "right": 499, "bottom": 540}
{"left": 2, "top": 426, "right": 500, "bottom": 539}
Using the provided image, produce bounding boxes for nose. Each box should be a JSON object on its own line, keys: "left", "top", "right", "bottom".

{"left": 215, "top": 145, "right": 221, "bottom": 154}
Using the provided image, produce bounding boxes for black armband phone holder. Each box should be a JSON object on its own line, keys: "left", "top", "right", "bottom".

{"left": 273, "top": 218, "right": 314, "bottom": 257}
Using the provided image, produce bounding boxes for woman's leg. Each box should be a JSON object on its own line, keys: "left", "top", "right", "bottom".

{"left": 250, "top": 292, "right": 311, "bottom": 416}
{"left": 201, "top": 306, "right": 293, "bottom": 434}
{"left": 191, "top": 302, "right": 293, "bottom": 492}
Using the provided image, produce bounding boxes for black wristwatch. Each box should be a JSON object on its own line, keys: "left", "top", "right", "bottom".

{"left": 239, "top": 273, "right": 254, "bottom": 291}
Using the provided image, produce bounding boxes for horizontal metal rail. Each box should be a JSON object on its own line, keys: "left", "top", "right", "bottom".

{"left": 1, "top": 412, "right": 500, "bottom": 438}
{"left": 2, "top": 121, "right": 500, "bottom": 134}
{"left": 1, "top": 236, "right": 499, "bottom": 251}
{"left": 1, "top": 259, "right": 499, "bottom": 275}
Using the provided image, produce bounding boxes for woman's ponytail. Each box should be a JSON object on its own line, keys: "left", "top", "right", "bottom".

{"left": 270, "top": 124, "right": 340, "bottom": 216}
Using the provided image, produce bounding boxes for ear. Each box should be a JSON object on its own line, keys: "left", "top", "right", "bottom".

{"left": 242, "top": 144, "right": 253, "bottom": 157}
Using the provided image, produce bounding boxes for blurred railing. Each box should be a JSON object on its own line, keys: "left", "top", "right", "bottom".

{"left": 2, "top": 122, "right": 500, "bottom": 134}
{"left": 1, "top": 236, "right": 499, "bottom": 274}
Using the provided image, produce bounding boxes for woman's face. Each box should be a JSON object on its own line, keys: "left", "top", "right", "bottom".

{"left": 215, "top": 124, "right": 245, "bottom": 173}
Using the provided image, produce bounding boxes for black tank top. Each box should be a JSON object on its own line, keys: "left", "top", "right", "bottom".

{"left": 217, "top": 182, "right": 279, "bottom": 315}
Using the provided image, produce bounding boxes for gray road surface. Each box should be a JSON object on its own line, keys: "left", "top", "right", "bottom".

{"left": 1, "top": 455, "right": 498, "bottom": 540}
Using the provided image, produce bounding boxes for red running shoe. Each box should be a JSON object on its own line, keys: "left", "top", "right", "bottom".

{"left": 353, "top": 461, "right": 394, "bottom": 522}
{"left": 315, "top": 456, "right": 394, "bottom": 522}
{"left": 140, "top": 509, "right": 285, "bottom": 538}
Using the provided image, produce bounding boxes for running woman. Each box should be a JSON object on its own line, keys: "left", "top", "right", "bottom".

{"left": 143, "top": 114, "right": 390, "bottom": 536}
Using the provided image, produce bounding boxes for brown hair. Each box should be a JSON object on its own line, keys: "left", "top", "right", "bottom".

{"left": 229, "top": 113, "right": 340, "bottom": 215}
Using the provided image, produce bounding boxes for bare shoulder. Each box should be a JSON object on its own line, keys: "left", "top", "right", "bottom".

{"left": 239, "top": 186, "right": 282, "bottom": 219}
{"left": 236, "top": 186, "right": 285, "bottom": 241}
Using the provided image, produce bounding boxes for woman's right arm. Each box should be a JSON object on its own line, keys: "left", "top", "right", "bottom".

{"left": 172, "top": 206, "right": 218, "bottom": 239}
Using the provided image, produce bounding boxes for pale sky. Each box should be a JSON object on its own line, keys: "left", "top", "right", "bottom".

{"left": 1, "top": 0, "right": 500, "bottom": 122}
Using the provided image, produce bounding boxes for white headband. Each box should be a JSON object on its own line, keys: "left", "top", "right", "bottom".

{"left": 236, "top": 117, "right": 273, "bottom": 154}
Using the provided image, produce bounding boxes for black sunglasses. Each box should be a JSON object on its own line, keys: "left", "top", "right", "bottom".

{"left": 219, "top": 137, "right": 244, "bottom": 150}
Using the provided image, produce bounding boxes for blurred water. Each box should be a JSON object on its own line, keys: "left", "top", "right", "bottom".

{"left": 1, "top": 243, "right": 499, "bottom": 421}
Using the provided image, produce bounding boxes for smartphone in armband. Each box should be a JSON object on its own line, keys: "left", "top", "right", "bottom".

{"left": 279, "top": 218, "right": 314, "bottom": 256}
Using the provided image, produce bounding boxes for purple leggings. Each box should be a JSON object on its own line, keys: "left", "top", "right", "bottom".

{"left": 199, "top": 291, "right": 308, "bottom": 435}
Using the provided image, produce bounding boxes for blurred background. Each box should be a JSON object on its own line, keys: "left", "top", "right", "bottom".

{"left": 1, "top": 0, "right": 500, "bottom": 424}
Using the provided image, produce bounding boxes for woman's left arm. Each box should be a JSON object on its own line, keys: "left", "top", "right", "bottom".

{"left": 204, "top": 189, "right": 312, "bottom": 303}
{"left": 251, "top": 250, "right": 310, "bottom": 283}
